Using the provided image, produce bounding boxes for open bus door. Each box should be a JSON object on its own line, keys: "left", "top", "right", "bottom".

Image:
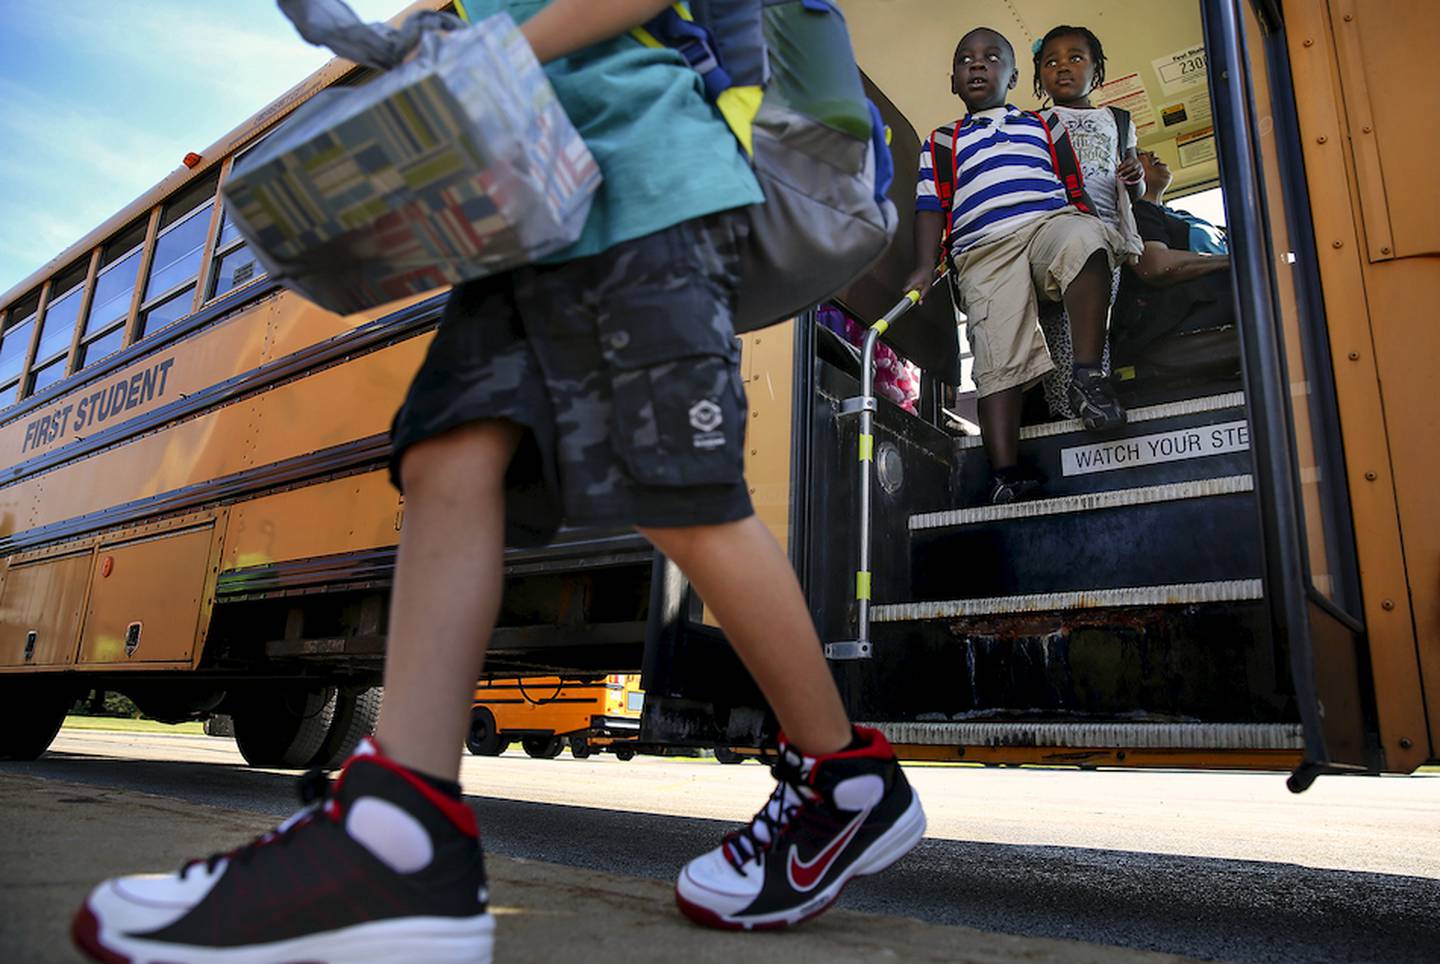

{"left": 1204, "top": 0, "right": 1372, "bottom": 789}
{"left": 641, "top": 0, "right": 1430, "bottom": 783}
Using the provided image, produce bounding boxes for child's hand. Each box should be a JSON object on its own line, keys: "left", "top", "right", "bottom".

{"left": 1117, "top": 154, "right": 1144, "bottom": 186}
{"left": 902, "top": 266, "right": 937, "bottom": 303}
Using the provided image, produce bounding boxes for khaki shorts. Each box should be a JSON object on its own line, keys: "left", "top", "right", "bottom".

{"left": 950, "top": 207, "right": 1119, "bottom": 397}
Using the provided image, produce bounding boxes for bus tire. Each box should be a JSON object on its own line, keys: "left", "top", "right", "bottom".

{"left": 309, "top": 686, "right": 383, "bottom": 769}
{"left": 0, "top": 680, "right": 72, "bottom": 760}
{"left": 522, "top": 735, "right": 563, "bottom": 759}
{"left": 231, "top": 686, "right": 335, "bottom": 768}
{"left": 569, "top": 737, "right": 592, "bottom": 759}
{"left": 466, "top": 707, "right": 504, "bottom": 756}
{"left": 614, "top": 747, "right": 636, "bottom": 762}
{"left": 714, "top": 747, "right": 744, "bottom": 764}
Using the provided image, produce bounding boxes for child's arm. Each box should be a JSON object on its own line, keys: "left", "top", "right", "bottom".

{"left": 1118, "top": 148, "right": 1144, "bottom": 200}
{"left": 902, "top": 211, "right": 945, "bottom": 302}
{"left": 521, "top": 0, "right": 678, "bottom": 63}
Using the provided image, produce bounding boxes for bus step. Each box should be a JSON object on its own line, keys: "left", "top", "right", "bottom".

{"left": 950, "top": 391, "right": 1251, "bottom": 504}
{"left": 871, "top": 578, "right": 1263, "bottom": 622}
{"left": 905, "top": 475, "right": 1260, "bottom": 600}
{"left": 859, "top": 720, "right": 1302, "bottom": 751}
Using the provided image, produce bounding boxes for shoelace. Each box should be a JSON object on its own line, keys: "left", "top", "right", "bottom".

{"left": 180, "top": 768, "right": 336, "bottom": 878}
{"left": 721, "top": 757, "right": 820, "bottom": 874}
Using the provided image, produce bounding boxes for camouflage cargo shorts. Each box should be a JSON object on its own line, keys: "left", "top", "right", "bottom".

{"left": 390, "top": 211, "right": 754, "bottom": 547}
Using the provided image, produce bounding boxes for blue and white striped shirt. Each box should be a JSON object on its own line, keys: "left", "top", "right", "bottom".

{"left": 916, "top": 106, "right": 1069, "bottom": 255}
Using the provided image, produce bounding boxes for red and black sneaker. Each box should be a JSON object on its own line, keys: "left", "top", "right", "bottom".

{"left": 676, "top": 725, "right": 925, "bottom": 930}
{"left": 72, "top": 739, "right": 494, "bottom": 963}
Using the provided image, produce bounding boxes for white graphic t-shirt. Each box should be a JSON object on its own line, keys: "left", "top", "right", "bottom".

{"left": 1044, "top": 105, "right": 1136, "bottom": 227}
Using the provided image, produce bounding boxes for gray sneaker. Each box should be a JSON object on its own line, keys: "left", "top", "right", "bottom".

{"left": 1068, "top": 369, "right": 1127, "bottom": 432}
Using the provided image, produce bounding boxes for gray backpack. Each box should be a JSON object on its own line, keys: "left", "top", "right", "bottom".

{"left": 628, "top": 0, "right": 899, "bottom": 331}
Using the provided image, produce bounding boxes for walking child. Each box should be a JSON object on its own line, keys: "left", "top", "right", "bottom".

{"left": 1033, "top": 24, "right": 1145, "bottom": 418}
{"left": 904, "top": 27, "right": 1126, "bottom": 505}
{"left": 72, "top": 2, "right": 927, "bottom": 960}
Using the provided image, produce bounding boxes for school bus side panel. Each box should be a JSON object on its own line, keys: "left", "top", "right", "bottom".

{"left": 1285, "top": 0, "right": 1436, "bottom": 767}
{"left": 0, "top": 300, "right": 272, "bottom": 479}
{"left": 79, "top": 517, "right": 222, "bottom": 667}
{"left": 223, "top": 471, "right": 402, "bottom": 572}
{"left": 0, "top": 548, "right": 94, "bottom": 668}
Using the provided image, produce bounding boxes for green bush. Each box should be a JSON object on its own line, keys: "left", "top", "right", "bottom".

{"left": 70, "top": 690, "right": 142, "bottom": 719}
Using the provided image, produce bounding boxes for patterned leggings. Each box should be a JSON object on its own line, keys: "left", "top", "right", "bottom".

{"left": 1040, "top": 266, "right": 1121, "bottom": 418}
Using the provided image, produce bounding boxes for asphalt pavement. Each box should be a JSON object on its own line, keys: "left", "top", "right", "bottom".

{"left": 4, "top": 728, "right": 1439, "bottom": 962}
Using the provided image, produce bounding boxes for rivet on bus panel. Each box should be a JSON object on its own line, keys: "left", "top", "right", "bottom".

{"left": 1316, "top": 135, "right": 1327, "bottom": 144}
{"left": 1347, "top": 352, "right": 1360, "bottom": 361}
{"left": 1381, "top": 247, "right": 1391, "bottom": 255}
{"left": 1343, "top": 13, "right": 1353, "bottom": 22}
{"left": 1332, "top": 240, "right": 1344, "bottom": 248}
{"left": 1400, "top": 738, "right": 1414, "bottom": 749}
{"left": 1381, "top": 599, "right": 1395, "bottom": 611}
{"left": 1302, "top": 38, "right": 1314, "bottom": 46}
{"left": 1364, "top": 471, "right": 1377, "bottom": 481}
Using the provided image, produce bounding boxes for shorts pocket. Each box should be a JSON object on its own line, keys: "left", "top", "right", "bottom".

{"left": 601, "top": 312, "right": 746, "bottom": 489}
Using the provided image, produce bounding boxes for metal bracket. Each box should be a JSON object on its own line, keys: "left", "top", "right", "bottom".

{"left": 823, "top": 640, "right": 873, "bottom": 660}
{"left": 838, "top": 397, "right": 877, "bottom": 417}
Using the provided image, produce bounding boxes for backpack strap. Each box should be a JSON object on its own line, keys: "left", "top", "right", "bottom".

{"left": 1032, "top": 110, "right": 1096, "bottom": 215}
{"left": 930, "top": 121, "right": 960, "bottom": 252}
{"left": 1109, "top": 106, "right": 1133, "bottom": 161}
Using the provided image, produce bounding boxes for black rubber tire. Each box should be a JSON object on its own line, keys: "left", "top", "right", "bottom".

{"left": 232, "top": 686, "right": 336, "bottom": 768}
{"left": 614, "top": 747, "right": 636, "bottom": 762}
{"left": 522, "top": 735, "right": 563, "bottom": 759}
{"left": 465, "top": 707, "right": 505, "bottom": 756}
{"left": 569, "top": 737, "right": 592, "bottom": 759}
{"left": 0, "top": 681, "right": 73, "bottom": 760}
{"left": 714, "top": 747, "right": 744, "bottom": 765}
{"left": 309, "top": 687, "right": 383, "bottom": 769}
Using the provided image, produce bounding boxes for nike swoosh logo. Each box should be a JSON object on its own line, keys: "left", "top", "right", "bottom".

{"left": 786, "top": 810, "right": 868, "bottom": 892}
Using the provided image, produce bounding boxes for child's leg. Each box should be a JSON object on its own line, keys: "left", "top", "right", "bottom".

{"left": 374, "top": 419, "right": 522, "bottom": 781}
{"left": 1061, "top": 249, "right": 1112, "bottom": 365}
{"left": 977, "top": 386, "right": 1024, "bottom": 470}
{"left": 638, "top": 516, "right": 850, "bottom": 756}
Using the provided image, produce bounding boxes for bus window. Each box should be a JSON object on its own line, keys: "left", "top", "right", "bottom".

{"left": 77, "top": 222, "right": 147, "bottom": 372}
{"left": 138, "top": 172, "right": 220, "bottom": 339}
{"left": 25, "top": 262, "right": 88, "bottom": 397}
{"left": 0, "top": 292, "right": 39, "bottom": 404}
{"left": 206, "top": 207, "right": 265, "bottom": 302}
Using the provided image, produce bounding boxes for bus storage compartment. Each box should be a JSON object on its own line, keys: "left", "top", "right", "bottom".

{"left": 0, "top": 545, "right": 94, "bottom": 668}
{"left": 78, "top": 515, "right": 222, "bottom": 666}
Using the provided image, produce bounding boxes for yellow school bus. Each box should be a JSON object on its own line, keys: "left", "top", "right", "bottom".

{"left": 0, "top": 0, "right": 1435, "bottom": 791}
{"left": 467, "top": 674, "right": 643, "bottom": 760}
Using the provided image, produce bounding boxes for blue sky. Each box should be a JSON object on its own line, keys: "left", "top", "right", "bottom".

{"left": 0, "top": 0, "right": 404, "bottom": 296}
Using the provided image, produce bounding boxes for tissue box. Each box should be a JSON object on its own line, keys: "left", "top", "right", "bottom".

{"left": 222, "top": 13, "right": 600, "bottom": 315}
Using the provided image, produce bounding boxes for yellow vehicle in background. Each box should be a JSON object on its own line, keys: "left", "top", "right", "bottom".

{"left": 467, "top": 674, "right": 643, "bottom": 760}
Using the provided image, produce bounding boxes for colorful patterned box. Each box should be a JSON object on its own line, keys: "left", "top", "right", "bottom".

{"left": 222, "top": 13, "right": 600, "bottom": 315}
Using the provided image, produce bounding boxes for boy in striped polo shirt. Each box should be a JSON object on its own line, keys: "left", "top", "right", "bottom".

{"left": 904, "top": 27, "right": 1126, "bottom": 505}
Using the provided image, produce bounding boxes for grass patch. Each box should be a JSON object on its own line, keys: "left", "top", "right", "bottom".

{"left": 62, "top": 715, "right": 206, "bottom": 736}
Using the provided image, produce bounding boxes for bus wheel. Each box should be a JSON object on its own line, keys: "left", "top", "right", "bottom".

{"left": 231, "top": 686, "right": 335, "bottom": 768}
{"left": 714, "top": 747, "right": 744, "bottom": 765}
{"left": 613, "top": 747, "right": 636, "bottom": 761}
{"left": 522, "top": 735, "right": 563, "bottom": 759}
{"left": 465, "top": 707, "right": 505, "bottom": 756}
{"left": 309, "top": 687, "right": 383, "bottom": 769}
{"left": 569, "top": 737, "right": 592, "bottom": 759}
{"left": 0, "top": 680, "right": 73, "bottom": 760}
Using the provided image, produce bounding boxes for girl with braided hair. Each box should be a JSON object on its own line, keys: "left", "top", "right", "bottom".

{"left": 1032, "top": 25, "right": 1145, "bottom": 418}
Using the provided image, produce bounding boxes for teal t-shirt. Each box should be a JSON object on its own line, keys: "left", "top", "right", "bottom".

{"left": 466, "top": 0, "right": 762, "bottom": 262}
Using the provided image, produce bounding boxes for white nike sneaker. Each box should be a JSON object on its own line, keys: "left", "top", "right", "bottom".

{"left": 676, "top": 725, "right": 926, "bottom": 930}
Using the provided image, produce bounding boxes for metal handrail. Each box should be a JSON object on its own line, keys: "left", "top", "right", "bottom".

{"left": 825, "top": 266, "right": 948, "bottom": 661}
